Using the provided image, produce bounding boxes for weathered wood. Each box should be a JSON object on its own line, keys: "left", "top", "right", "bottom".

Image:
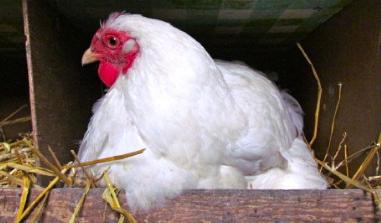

{"left": 0, "top": 188, "right": 380, "bottom": 222}
{"left": 22, "top": 0, "right": 100, "bottom": 176}
{"left": 296, "top": 0, "right": 381, "bottom": 167}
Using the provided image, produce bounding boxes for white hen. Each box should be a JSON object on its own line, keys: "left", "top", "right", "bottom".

{"left": 79, "top": 13, "right": 327, "bottom": 211}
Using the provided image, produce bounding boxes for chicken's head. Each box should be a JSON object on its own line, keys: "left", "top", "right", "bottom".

{"left": 81, "top": 26, "right": 139, "bottom": 87}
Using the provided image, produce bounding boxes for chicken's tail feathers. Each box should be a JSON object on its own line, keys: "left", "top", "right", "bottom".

{"left": 280, "top": 90, "right": 304, "bottom": 136}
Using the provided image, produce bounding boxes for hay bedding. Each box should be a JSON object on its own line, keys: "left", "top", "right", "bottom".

{"left": 0, "top": 120, "right": 141, "bottom": 222}
{"left": 1, "top": 44, "right": 380, "bottom": 222}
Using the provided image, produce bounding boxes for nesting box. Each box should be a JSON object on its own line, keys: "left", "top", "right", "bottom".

{"left": 1, "top": 0, "right": 381, "bottom": 222}
{"left": 18, "top": 0, "right": 381, "bottom": 168}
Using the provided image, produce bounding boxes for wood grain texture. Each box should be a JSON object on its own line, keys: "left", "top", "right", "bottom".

{"left": 0, "top": 188, "right": 380, "bottom": 222}
{"left": 22, "top": 0, "right": 100, "bottom": 177}
{"left": 296, "top": 0, "right": 381, "bottom": 166}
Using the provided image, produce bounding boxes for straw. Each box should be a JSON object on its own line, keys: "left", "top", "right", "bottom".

{"left": 297, "top": 42, "right": 322, "bottom": 147}
{"left": 69, "top": 181, "right": 91, "bottom": 223}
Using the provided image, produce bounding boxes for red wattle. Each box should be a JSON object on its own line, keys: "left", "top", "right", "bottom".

{"left": 98, "top": 62, "right": 119, "bottom": 87}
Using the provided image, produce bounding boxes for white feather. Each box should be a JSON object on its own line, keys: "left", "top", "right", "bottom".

{"left": 79, "top": 13, "right": 327, "bottom": 211}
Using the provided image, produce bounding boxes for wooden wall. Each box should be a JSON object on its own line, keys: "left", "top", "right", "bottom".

{"left": 286, "top": 0, "right": 381, "bottom": 173}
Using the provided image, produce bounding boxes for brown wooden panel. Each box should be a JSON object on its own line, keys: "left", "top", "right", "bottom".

{"left": 0, "top": 188, "right": 380, "bottom": 222}
{"left": 285, "top": 0, "right": 381, "bottom": 171}
{"left": 22, "top": 0, "right": 100, "bottom": 171}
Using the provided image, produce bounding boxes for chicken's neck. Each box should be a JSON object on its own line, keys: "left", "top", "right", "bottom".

{"left": 108, "top": 19, "right": 246, "bottom": 160}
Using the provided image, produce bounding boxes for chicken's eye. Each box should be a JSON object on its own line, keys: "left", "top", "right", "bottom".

{"left": 106, "top": 36, "right": 119, "bottom": 49}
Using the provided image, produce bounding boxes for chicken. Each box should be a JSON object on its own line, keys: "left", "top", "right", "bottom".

{"left": 79, "top": 12, "right": 327, "bottom": 211}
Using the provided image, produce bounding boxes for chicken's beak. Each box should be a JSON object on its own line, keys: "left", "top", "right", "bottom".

{"left": 81, "top": 48, "right": 99, "bottom": 65}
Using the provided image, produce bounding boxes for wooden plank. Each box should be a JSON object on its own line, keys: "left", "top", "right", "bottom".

{"left": 0, "top": 188, "right": 380, "bottom": 222}
{"left": 292, "top": 0, "right": 381, "bottom": 166}
{"left": 22, "top": 0, "right": 100, "bottom": 176}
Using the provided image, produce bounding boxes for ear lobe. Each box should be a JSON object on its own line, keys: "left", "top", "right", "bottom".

{"left": 123, "top": 39, "right": 136, "bottom": 52}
